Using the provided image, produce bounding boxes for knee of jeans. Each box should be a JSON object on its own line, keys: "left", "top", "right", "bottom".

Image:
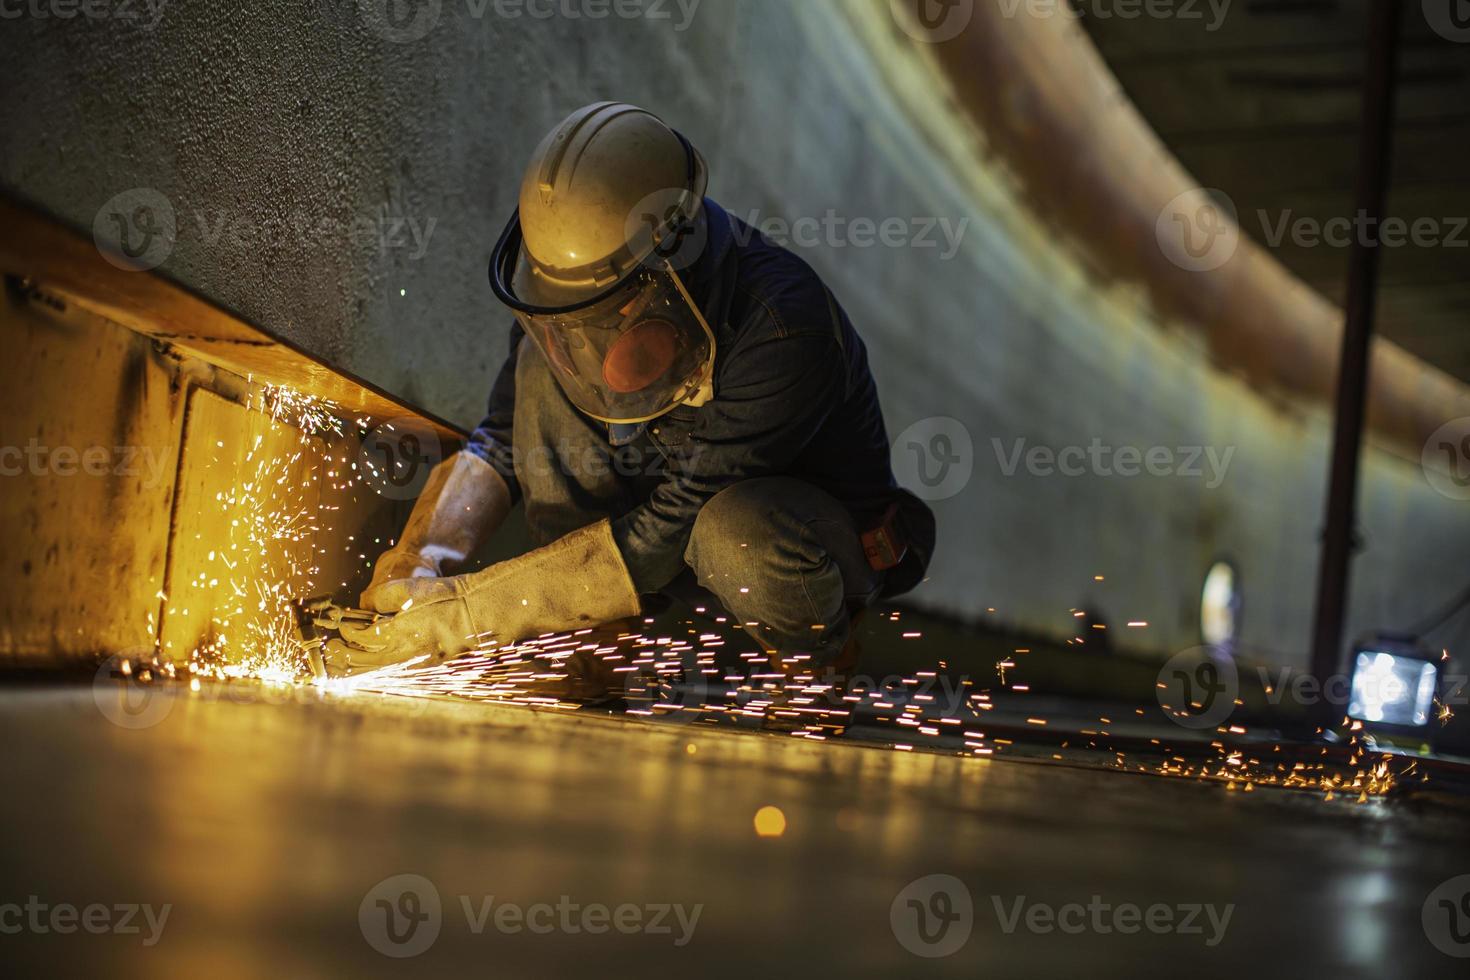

{"left": 686, "top": 483, "right": 782, "bottom": 585}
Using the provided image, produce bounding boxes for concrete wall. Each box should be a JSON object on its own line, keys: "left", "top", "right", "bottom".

{"left": 3, "top": 0, "right": 1468, "bottom": 666}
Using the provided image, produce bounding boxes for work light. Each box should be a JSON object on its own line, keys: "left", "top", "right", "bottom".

{"left": 1346, "top": 635, "right": 1440, "bottom": 733}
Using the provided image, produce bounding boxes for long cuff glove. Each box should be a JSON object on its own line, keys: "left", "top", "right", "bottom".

{"left": 327, "top": 519, "right": 641, "bottom": 675}
{"left": 362, "top": 450, "right": 512, "bottom": 613}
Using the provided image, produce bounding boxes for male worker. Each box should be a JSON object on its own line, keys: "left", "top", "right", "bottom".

{"left": 334, "top": 102, "right": 934, "bottom": 697}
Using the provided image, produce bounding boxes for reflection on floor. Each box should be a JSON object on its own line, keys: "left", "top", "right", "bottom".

{"left": 1, "top": 679, "right": 1467, "bottom": 978}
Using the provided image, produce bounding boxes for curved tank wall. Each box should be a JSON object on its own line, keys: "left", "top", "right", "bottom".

{"left": 1, "top": 0, "right": 1466, "bottom": 666}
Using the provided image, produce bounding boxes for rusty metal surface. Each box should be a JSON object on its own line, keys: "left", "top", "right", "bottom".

{"left": 893, "top": 1, "right": 1470, "bottom": 458}
{"left": 0, "top": 202, "right": 457, "bottom": 668}
{"left": 0, "top": 284, "right": 182, "bottom": 663}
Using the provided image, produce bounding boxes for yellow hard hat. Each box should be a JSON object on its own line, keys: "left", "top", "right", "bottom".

{"left": 490, "top": 103, "right": 717, "bottom": 424}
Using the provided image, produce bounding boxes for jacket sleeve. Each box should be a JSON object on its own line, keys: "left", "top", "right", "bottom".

{"left": 611, "top": 331, "right": 845, "bottom": 592}
{"left": 465, "top": 322, "right": 524, "bottom": 505}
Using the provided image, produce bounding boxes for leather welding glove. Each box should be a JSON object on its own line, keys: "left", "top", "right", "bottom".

{"left": 361, "top": 451, "right": 512, "bottom": 614}
{"left": 328, "top": 518, "right": 642, "bottom": 673}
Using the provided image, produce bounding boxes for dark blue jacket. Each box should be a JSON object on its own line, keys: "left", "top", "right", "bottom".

{"left": 470, "top": 200, "right": 935, "bottom": 596}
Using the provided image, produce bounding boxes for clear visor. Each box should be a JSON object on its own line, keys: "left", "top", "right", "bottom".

{"left": 514, "top": 260, "right": 716, "bottom": 424}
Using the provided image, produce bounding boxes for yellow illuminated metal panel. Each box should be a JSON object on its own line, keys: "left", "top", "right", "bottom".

{"left": 0, "top": 284, "right": 183, "bottom": 663}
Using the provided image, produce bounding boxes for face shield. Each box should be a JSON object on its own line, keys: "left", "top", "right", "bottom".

{"left": 489, "top": 215, "right": 716, "bottom": 425}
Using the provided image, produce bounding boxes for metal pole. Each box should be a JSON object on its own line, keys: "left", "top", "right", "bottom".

{"left": 1308, "top": 0, "right": 1402, "bottom": 724}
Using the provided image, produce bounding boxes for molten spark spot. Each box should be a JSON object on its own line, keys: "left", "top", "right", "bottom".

{"left": 753, "top": 806, "right": 786, "bottom": 838}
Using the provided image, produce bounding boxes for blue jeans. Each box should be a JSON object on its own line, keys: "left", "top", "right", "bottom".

{"left": 511, "top": 341, "right": 880, "bottom": 664}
